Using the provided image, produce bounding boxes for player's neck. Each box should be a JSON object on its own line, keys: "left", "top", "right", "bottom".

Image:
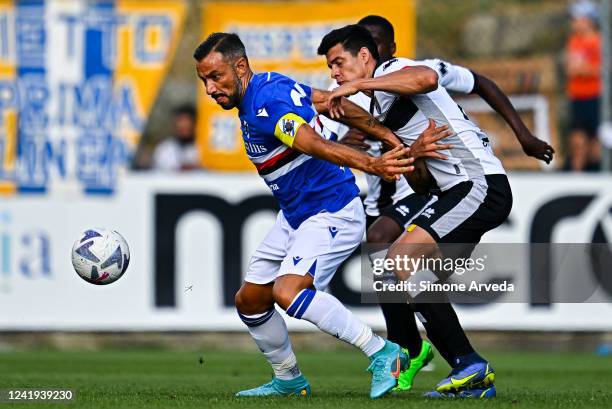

{"left": 366, "top": 60, "right": 377, "bottom": 78}
{"left": 239, "top": 70, "right": 254, "bottom": 103}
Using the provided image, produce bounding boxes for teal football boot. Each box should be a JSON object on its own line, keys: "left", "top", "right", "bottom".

{"left": 366, "top": 340, "right": 409, "bottom": 399}
{"left": 235, "top": 375, "right": 311, "bottom": 397}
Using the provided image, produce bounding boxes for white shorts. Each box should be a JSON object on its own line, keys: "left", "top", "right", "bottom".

{"left": 245, "top": 196, "right": 365, "bottom": 290}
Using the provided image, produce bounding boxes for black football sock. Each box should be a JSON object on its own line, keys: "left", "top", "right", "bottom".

{"left": 380, "top": 302, "right": 423, "bottom": 358}
{"left": 412, "top": 300, "right": 475, "bottom": 367}
{"left": 455, "top": 351, "right": 487, "bottom": 367}
{"left": 408, "top": 302, "right": 456, "bottom": 366}
{"left": 406, "top": 269, "right": 476, "bottom": 368}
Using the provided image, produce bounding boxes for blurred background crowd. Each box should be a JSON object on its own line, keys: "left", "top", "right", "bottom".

{"left": 132, "top": 0, "right": 612, "bottom": 175}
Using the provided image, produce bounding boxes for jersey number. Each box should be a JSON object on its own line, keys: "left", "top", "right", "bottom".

{"left": 290, "top": 83, "right": 307, "bottom": 107}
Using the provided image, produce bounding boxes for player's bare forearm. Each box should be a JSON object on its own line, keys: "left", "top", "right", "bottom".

{"left": 356, "top": 66, "right": 438, "bottom": 96}
{"left": 471, "top": 72, "right": 529, "bottom": 136}
{"left": 326, "top": 68, "right": 437, "bottom": 119}
{"left": 471, "top": 71, "right": 554, "bottom": 163}
{"left": 291, "top": 125, "right": 413, "bottom": 180}
{"left": 301, "top": 136, "right": 374, "bottom": 172}
{"left": 335, "top": 99, "right": 403, "bottom": 148}
{"left": 311, "top": 88, "right": 402, "bottom": 149}
{"left": 292, "top": 125, "right": 374, "bottom": 173}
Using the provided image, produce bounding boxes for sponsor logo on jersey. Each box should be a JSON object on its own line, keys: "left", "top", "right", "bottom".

{"left": 256, "top": 107, "right": 269, "bottom": 117}
{"left": 244, "top": 141, "right": 268, "bottom": 154}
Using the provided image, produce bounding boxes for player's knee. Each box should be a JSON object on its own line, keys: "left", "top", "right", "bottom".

{"left": 235, "top": 287, "right": 266, "bottom": 315}
{"left": 385, "top": 245, "right": 425, "bottom": 281}
{"left": 272, "top": 284, "right": 301, "bottom": 311}
{"left": 234, "top": 290, "right": 248, "bottom": 313}
{"left": 367, "top": 217, "right": 402, "bottom": 244}
{"left": 366, "top": 226, "right": 390, "bottom": 244}
{"left": 272, "top": 274, "right": 313, "bottom": 311}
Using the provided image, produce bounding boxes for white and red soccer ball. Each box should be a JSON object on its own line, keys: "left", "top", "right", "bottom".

{"left": 71, "top": 228, "right": 130, "bottom": 285}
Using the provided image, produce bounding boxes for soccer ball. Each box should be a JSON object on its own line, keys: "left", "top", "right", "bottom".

{"left": 71, "top": 228, "right": 130, "bottom": 285}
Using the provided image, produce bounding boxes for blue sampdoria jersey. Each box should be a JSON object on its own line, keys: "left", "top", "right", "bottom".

{"left": 238, "top": 72, "right": 359, "bottom": 229}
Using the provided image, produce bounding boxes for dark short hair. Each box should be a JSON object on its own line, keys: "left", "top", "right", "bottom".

{"left": 358, "top": 15, "right": 395, "bottom": 42}
{"left": 173, "top": 104, "right": 196, "bottom": 119}
{"left": 317, "top": 24, "right": 379, "bottom": 61}
{"left": 193, "top": 32, "right": 247, "bottom": 62}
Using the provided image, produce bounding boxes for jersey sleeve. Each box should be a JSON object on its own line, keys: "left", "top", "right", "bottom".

{"left": 374, "top": 57, "right": 418, "bottom": 76}
{"left": 421, "top": 59, "right": 476, "bottom": 94}
{"left": 255, "top": 78, "right": 316, "bottom": 148}
{"left": 375, "top": 57, "right": 476, "bottom": 94}
{"left": 319, "top": 80, "right": 349, "bottom": 139}
{"left": 317, "top": 114, "right": 348, "bottom": 140}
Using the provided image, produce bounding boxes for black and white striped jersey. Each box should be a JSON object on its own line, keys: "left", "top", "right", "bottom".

{"left": 371, "top": 57, "right": 506, "bottom": 192}
{"left": 318, "top": 90, "right": 413, "bottom": 217}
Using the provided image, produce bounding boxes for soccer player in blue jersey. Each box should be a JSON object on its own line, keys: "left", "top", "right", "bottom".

{"left": 193, "top": 32, "right": 450, "bottom": 399}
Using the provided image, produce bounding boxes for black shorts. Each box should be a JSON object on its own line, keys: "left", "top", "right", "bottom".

{"left": 410, "top": 174, "right": 513, "bottom": 245}
{"left": 366, "top": 193, "right": 436, "bottom": 231}
{"left": 570, "top": 98, "right": 600, "bottom": 137}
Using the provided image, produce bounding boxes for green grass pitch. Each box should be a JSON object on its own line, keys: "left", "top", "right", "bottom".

{"left": 0, "top": 347, "right": 610, "bottom": 408}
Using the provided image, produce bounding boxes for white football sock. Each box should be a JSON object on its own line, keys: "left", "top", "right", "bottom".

{"left": 286, "top": 289, "right": 385, "bottom": 357}
{"left": 238, "top": 308, "right": 301, "bottom": 380}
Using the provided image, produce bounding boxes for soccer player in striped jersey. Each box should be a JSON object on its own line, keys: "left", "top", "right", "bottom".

{"left": 322, "top": 24, "right": 554, "bottom": 398}
{"left": 193, "top": 32, "right": 450, "bottom": 399}
{"left": 318, "top": 17, "right": 554, "bottom": 394}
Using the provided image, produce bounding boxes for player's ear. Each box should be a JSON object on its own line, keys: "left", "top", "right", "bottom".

{"left": 390, "top": 42, "right": 397, "bottom": 56}
{"left": 359, "top": 47, "right": 370, "bottom": 63}
{"left": 234, "top": 56, "right": 249, "bottom": 77}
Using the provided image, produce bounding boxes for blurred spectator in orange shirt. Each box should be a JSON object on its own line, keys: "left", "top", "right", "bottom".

{"left": 152, "top": 104, "right": 201, "bottom": 172}
{"left": 564, "top": 0, "right": 602, "bottom": 171}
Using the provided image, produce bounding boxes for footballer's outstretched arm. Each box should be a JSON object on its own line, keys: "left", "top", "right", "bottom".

{"left": 291, "top": 124, "right": 414, "bottom": 181}
{"left": 326, "top": 66, "right": 438, "bottom": 117}
{"left": 469, "top": 71, "right": 555, "bottom": 164}
{"left": 424, "top": 59, "right": 554, "bottom": 164}
{"left": 311, "top": 89, "right": 452, "bottom": 160}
